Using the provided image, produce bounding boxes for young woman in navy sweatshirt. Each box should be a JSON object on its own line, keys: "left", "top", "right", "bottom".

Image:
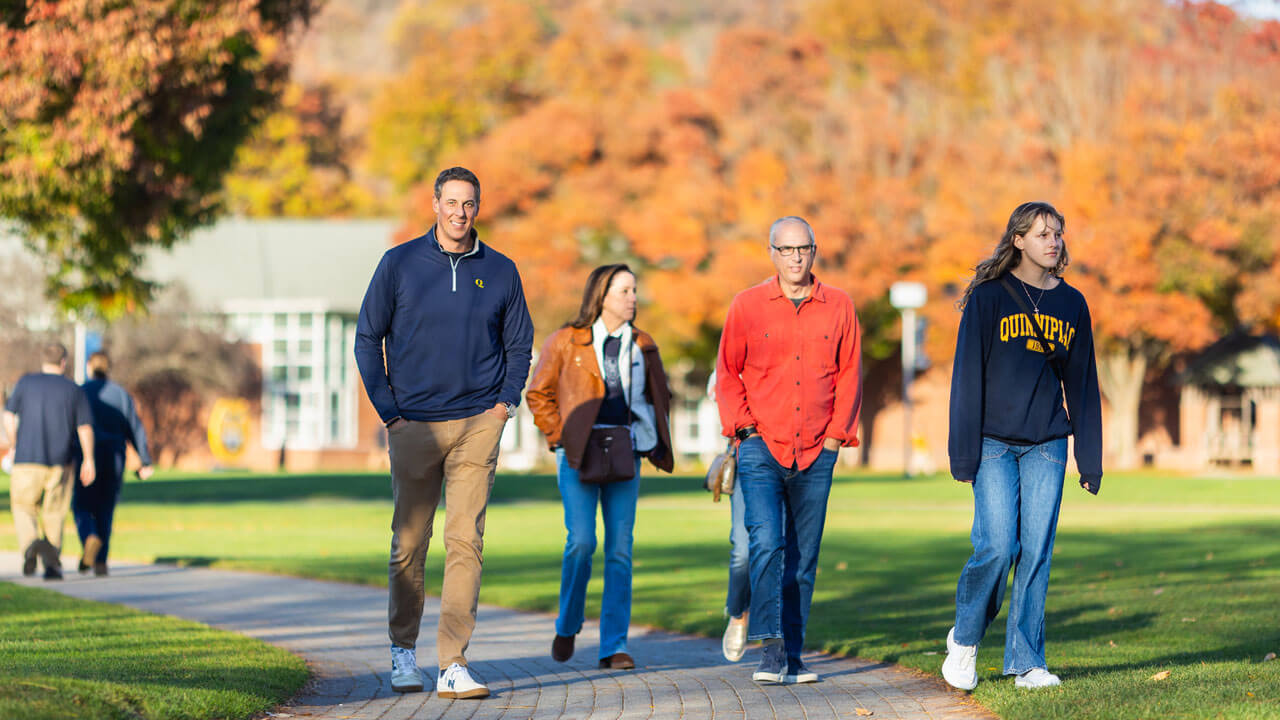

{"left": 941, "top": 201, "right": 1103, "bottom": 691}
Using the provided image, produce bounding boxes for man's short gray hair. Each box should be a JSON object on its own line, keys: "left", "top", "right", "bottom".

{"left": 768, "top": 216, "right": 815, "bottom": 247}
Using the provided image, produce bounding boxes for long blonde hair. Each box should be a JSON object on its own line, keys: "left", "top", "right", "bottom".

{"left": 957, "top": 201, "right": 1069, "bottom": 310}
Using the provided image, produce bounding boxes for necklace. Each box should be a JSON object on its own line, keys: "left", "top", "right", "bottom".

{"left": 1020, "top": 278, "right": 1047, "bottom": 315}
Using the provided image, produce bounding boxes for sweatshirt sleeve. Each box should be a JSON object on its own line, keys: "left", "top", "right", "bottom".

{"left": 354, "top": 253, "right": 400, "bottom": 423}
{"left": 498, "top": 266, "right": 535, "bottom": 408}
{"left": 715, "top": 295, "right": 756, "bottom": 437}
{"left": 1065, "top": 297, "right": 1104, "bottom": 492}
{"left": 948, "top": 293, "right": 986, "bottom": 480}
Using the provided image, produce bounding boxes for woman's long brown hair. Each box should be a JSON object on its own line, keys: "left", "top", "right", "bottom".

{"left": 567, "top": 264, "right": 634, "bottom": 329}
{"left": 956, "top": 201, "right": 1069, "bottom": 310}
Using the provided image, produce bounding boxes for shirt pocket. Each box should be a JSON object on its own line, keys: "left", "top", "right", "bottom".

{"left": 804, "top": 333, "right": 840, "bottom": 373}
{"left": 746, "top": 329, "right": 786, "bottom": 371}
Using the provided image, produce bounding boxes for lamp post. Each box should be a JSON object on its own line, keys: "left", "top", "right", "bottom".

{"left": 889, "top": 282, "right": 927, "bottom": 477}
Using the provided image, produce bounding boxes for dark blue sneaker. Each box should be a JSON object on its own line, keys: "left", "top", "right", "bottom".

{"left": 752, "top": 640, "right": 786, "bottom": 683}
{"left": 785, "top": 657, "right": 819, "bottom": 683}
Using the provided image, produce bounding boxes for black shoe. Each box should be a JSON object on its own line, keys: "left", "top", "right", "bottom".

{"left": 551, "top": 634, "right": 575, "bottom": 662}
{"left": 598, "top": 652, "right": 635, "bottom": 670}
{"left": 22, "top": 544, "right": 37, "bottom": 577}
{"left": 35, "top": 539, "right": 61, "bottom": 577}
{"left": 752, "top": 640, "right": 786, "bottom": 683}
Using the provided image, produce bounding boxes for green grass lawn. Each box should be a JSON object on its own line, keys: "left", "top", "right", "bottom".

{"left": 2, "top": 468, "right": 1278, "bottom": 719}
{"left": 0, "top": 581, "right": 307, "bottom": 720}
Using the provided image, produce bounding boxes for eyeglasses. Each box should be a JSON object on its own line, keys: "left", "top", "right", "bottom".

{"left": 771, "top": 244, "right": 815, "bottom": 257}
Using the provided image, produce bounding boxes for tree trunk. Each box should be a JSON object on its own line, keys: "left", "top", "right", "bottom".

{"left": 1096, "top": 346, "right": 1148, "bottom": 470}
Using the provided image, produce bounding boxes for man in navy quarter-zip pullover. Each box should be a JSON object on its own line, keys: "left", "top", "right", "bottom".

{"left": 355, "top": 166, "right": 534, "bottom": 700}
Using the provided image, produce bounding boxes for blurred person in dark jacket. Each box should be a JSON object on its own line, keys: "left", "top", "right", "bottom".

{"left": 73, "top": 351, "right": 153, "bottom": 576}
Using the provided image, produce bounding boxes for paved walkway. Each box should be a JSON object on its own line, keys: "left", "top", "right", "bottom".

{"left": 4, "top": 552, "right": 994, "bottom": 720}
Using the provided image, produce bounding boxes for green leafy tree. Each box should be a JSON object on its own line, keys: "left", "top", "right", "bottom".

{"left": 0, "top": 0, "right": 315, "bottom": 317}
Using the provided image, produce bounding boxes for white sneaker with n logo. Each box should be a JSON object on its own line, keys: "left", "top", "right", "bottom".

{"left": 437, "top": 662, "right": 490, "bottom": 699}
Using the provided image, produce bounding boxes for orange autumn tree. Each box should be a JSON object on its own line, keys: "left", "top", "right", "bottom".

{"left": 386, "top": 8, "right": 926, "bottom": 375}
{"left": 374, "top": 0, "right": 1280, "bottom": 468}
{"left": 1055, "top": 4, "right": 1280, "bottom": 467}
{"left": 818, "top": 0, "right": 1280, "bottom": 467}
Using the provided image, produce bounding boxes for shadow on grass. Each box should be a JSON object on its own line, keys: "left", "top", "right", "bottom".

{"left": 0, "top": 470, "right": 912, "bottom": 511}
{"left": 59, "top": 471, "right": 722, "bottom": 507}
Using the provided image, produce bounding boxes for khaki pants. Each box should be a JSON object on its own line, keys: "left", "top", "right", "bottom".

{"left": 10, "top": 463, "right": 73, "bottom": 566}
{"left": 387, "top": 411, "right": 505, "bottom": 669}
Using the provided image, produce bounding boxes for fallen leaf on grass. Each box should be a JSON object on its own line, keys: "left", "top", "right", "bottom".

{"left": 1150, "top": 671, "right": 1172, "bottom": 682}
{"left": 1264, "top": 653, "right": 1276, "bottom": 662}
{"left": 1205, "top": 552, "right": 1214, "bottom": 561}
{"left": 836, "top": 561, "right": 848, "bottom": 571}
{"left": 1109, "top": 641, "right": 1118, "bottom": 648}
{"left": 1107, "top": 607, "right": 1121, "bottom": 616}
{"left": 1182, "top": 617, "right": 1197, "bottom": 622}
{"left": 924, "top": 651, "right": 939, "bottom": 656}
{"left": 1152, "top": 587, "right": 1164, "bottom": 596}
{"left": 854, "top": 709, "right": 874, "bottom": 716}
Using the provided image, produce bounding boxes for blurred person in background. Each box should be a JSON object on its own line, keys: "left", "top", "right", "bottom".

{"left": 73, "top": 351, "right": 153, "bottom": 576}
{"left": 3, "top": 342, "right": 95, "bottom": 579}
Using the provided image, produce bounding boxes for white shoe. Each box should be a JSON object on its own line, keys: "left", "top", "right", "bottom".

{"left": 390, "top": 646, "right": 423, "bottom": 693}
{"left": 785, "top": 658, "right": 819, "bottom": 684}
{"left": 722, "top": 616, "right": 748, "bottom": 662}
{"left": 1015, "top": 667, "right": 1061, "bottom": 689}
{"left": 437, "top": 662, "right": 490, "bottom": 699}
{"left": 941, "top": 627, "right": 978, "bottom": 690}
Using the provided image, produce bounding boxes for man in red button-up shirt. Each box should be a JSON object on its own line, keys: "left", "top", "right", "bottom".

{"left": 715, "top": 216, "right": 862, "bottom": 685}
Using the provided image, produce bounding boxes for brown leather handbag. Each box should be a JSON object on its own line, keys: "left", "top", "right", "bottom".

{"left": 579, "top": 426, "right": 636, "bottom": 484}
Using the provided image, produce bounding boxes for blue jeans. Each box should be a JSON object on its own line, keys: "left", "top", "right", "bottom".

{"left": 555, "top": 447, "right": 641, "bottom": 659}
{"left": 725, "top": 485, "right": 751, "bottom": 617}
{"left": 738, "top": 437, "right": 836, "bottom": 662}
{"left": 954, "top": 437, "right": 1067, "bottom": 675}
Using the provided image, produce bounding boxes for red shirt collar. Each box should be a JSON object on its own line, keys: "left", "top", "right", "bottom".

{"left": 765, "top": 274, "right": 828, "bottom": 303}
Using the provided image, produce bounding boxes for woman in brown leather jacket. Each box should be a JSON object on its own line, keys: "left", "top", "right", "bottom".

{"left": 526, "top": 263, "right": 673, "bottom": 671}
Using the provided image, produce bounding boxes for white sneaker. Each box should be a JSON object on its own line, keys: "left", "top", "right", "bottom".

{"left": 785, "top": 658, "right": 819, "bottom": 684}
{"left": 941, "top": 627, "right": 978, "bottom": 690}
{"left": 390, "top": 646, "right": 423, "bottom": 693}
{"left": 437, "top": 662, "right": 490, "bottom": 699}
{"left": 722, "top": 616, "right": 748, "bottom": 662}
{"left": 1015, "top": 667, "right": 1061, "bottom": 689}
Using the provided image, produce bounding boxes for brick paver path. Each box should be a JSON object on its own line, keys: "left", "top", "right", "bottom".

{"left": 5, "top": 554, "right": 994, "bottom": 720}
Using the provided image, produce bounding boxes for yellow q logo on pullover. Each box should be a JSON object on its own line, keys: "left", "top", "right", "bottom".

{"left": 475, "top": 279, "right": 484, "bottom": 288}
